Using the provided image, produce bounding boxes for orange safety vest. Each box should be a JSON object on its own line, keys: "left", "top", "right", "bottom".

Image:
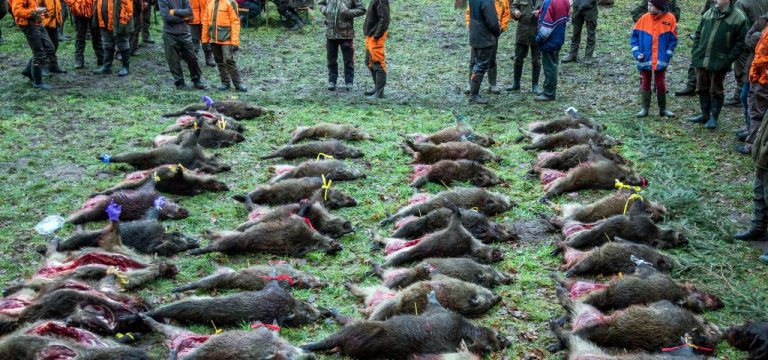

{"left": 751, "top": 29, "right": 768, "bottom": 86}
{"left": 201, "top": 0, "right": 239, "bottom": 46}
{"left": 40, "top": 0, "right": 62, "bottom": 28}
{"left": 94, "top": 0, "right": 133, "bottom": 30}
{"left": 11, "top": 0, "right": 40, "bottom": 26}
{"left": 64, "top": 0, "right": 96, "bottom": 18}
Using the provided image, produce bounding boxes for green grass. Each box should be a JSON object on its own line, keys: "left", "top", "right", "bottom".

{"left": 0, "top": 0, "right": 766, "bottom": 358}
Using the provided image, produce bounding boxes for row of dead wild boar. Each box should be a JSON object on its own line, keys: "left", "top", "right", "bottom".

{"left": 517, "top": 108, "right": 766, "bottom": 358}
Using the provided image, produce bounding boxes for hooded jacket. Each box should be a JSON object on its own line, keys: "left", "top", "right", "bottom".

{"left": 201, "top": 0, "right": 239, "bottom": 45}
{"left": 691, "top": 3, "right": 749, "bottom": 72}
{"left": 468, "top": 0, "right": 501, "bottom": 48}
{"left": 631, "top": 11, "right": 678, "bottom": 71}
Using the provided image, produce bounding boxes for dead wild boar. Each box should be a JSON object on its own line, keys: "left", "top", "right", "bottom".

{"left": 233, "top": 177, "right": 357, "bottom": 210}
{"left": 540, "top": 160, "right": 645, "bottom": 201}
{"left": 269, "top": 159, "right": 366, "bottom": 183}
{"left": 526, "top": 107, "right": 605, "bottom": 134}
{"left": 520, "top": 128, "right": 620, "bottom": 151}
{"left": 404, "top": 118, "right": 495, "bottom": 147}
{"left": 154, "top": 126, "right": 245, "bottom": 148}
{"left": 380, "top": 187, "right": 515, "bottom": 226}
{"left": 162, "top": 99, "right": 271, "bottom": 120}
{"left": 726, "top": 322, "right": 768, "bottom": 360}
{"left": 531, "top": 143, "right": 627, "bottom": 174}
{"left": 345, "top": 276, "right": 500, "bottom": 319}
{"left": 288, "top": 123, "right": 371, "bottom": 144}
{"left": 92, "top": 165, "right": 229, "bottom": 197}
{"left": 139, "top": 314, "right": 314, "bottom": 360}
{"left": 556, "top": 240, "right": 674, "bottom": 278}
{"left": 260, "top": 140, "right": 364, "bottom": 160}
{"left": 59, "top": 206, "right": 199, "bottom": 256}
{"left": 370, "top": 258, "right": 511, "bottom": 289}
{"left": 144, "top": 278, "right": 324, "bottom": 328}
{"left": 0, "top": 333, "right": 149, "bottom": 360}
{"left": 172, "top": 263, "right": 325, "bottom": 293}
{"left": 392, "top": 207, "right": 515, "bottom": 243}
{"left": 96, "top": 124, "right": 230, "bottom": 173}
{"left": 301, "top": 291, "right": 508, "bottom": 359}
{"left": 558, "top": 191, "right": 667, "bottom": 223}
{"left": 189, "top": 213, "right": 342, "bottom": 257}
{"left": 237, "top": 199, "right": 353, "bottom": 238}
{"left": 66, "top": 190, "right": 188, "bottom": 225}
{"left": 553, "top": 301, "right": 720, "bottom": 354}
{"left": 551, "top": 263, "right": 722, "bottom": 313}
{"left": 161, "top": 112, "right": 246, "bottom": 134}
{"left": 410, "top": 160, "right": 501, "bottom": 188}
{"left": 556, "top": 200, "right": 687, "bottom": 250}
{"left": 375, "top": 206, "right": 503, "bottom": 267}
{"left": 400, "top": 139, "right": 500, "bottom": 164}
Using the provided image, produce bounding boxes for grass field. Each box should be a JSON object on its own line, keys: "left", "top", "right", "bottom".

{"left": 0, "top": 0, "right": 767, "bottom": 358}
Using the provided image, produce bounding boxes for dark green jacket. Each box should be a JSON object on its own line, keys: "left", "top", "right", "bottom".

{"left": 753, "top": 112, "right": 768, "bottom": 169}
{"left": 630, "top": 0, "right": 680, "bottom": 22}
{"left": 691, "top": 3, "right": 749, "bottom": 72}
{"left": 512, "top": 0, "right": 541, "bottom": 45}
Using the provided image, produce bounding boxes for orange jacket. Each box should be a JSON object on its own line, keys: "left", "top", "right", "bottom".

{"left": 11, "top": 0, "right": 40, "bottom": 26}
{"left": 64, "top": 0, "right": 96, "bottom": 18}
{"left": 750, "top": 29, "right": 768, "bottom": 86}
{"left": 40, "top": 0, "right": 62, "bottom": 28}
{"left": 95, "top": 0, "right": 133, "bottom": 31}
{"left": 201, "top": 0, "right": 239, "bottom": 46}
{"left": 465, "top": 0, "right": 510, "bottom": 33}
{"left": 188, "top": 0, "right": 206, "bottom": 24}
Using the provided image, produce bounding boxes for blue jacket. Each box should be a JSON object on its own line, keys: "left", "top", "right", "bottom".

{"left": 536, "top": 0, "right": 569, "bottom": 52}
{"left": 631, "top": 12, "right": 678, "bottom": 71}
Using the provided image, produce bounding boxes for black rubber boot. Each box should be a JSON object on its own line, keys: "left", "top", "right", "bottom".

{"left": 364, "top": 68, "right": 377, "bottom": 96}
{"left": 658, "top": 91, "right": 674, "bottom": 117}
{"left": 117, "top": 50, "right": 130, "bottom": 76}
{"left": 531, "top": 63, "right": 541, "bottom": 94}
{"left": 22, "top": 59, "right": 33, "bottom": 80}
{"left": 507, "top": 64, "right": 522, "bottom": 91}
{"left": 687, "top": 95, "right": 710, "bottom": 123}
{"left": 93, "top": 50, "right": 113, "bottom": 74}
{"left": 487, "top": 68, "right": 500, "bottom": 94}
{"left": 31, "top": 64, "right": 52, "bottom": 90}
{"left": 734, "top": 228, "right": 768, "bottom": 241}
{"left": 468, "top": 73, "right": 487, "bottom": 104}
{"left": 704, "top": 96, "right": 722, "bottom": 129}
{"left": 204, "top": 50, "right": 216, "bottom": 67}
{"left": 636, "top": 91, "right": 651, "bottom": 118}
{"left": 367, "top": 70, "right": 385, "bottom": 100}
{"left": 562, "top": 53, "right": 577, "bottom": 63}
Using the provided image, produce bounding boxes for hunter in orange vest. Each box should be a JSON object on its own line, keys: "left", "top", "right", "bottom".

{"left": 201, "top": 0, "right": 245, "bottom": 91}
{"left": 64, "top": 0, "right": 104, "bottom": 68}
{"left": 11, "top": 0, "right": 55, "bottom": 89}
{"left": 93, "top": 0, "right": 133, "bottom": 76}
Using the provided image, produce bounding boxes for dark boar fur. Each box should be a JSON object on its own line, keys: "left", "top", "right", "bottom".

{"left": 260, "top": 140, "right": 364, "bottom": 160}
{"left": 375, "top": 206, "right": 503, "bottom": 267}
{"left": 91, "top": 165, "right": 229, "bottom": 197}
{"left": 556, "top": 200, "right": 687, "bottom": 250}
{"left": 404, "top": 119, "right": 495, "bottom": 147}
{"left": 531, "top": 143, "right": 627, "bottom": 174}
{"left": 269, "top": 159, "right": 366, "bottom": 183}
{"left": 0, "top": 334, "right": 149, "bottom": 360}
{"left": 410, "top": 160, "right": 501, "bottom": 188}
{"left": 162, "top": 100, "right": 271, "bottom": 120}
{"left": 345, "top": 276, "right": 500, "bottom": 320}
{"left": 520, "top": 128, "right": 620, "bottom": 151}
{"left": 96, "top": 125, "right": 230, "bottom": 173}
{"left": 288, "top": 123, "right": 371, "bottom": 144}
{"left": 59, "top": 208, "right": 199, "bottom": 256}
{"left": 237, "top": 199, "right": 353, "bottom": 238}
{"left": 189, "top": 212, "right": 342, "bottom": 257}
{"left": 548, "top": 317, "right": 704, "bottom": 360}
{"left": 66, "top": 186, "right": 188, "bottom": 225}
{"left": 144, "top": 279, "right": 324, "bottom": 328}
{"left": 380, "top": 187, "right": 515, "bottom": 226}
{"left": 139, "top": 314, "right": 314, "bottom": 360}
{"left": 400, "top": 139, "right": 500, "bottom": 164}
{"left": 154, "top": 126, "right": 246, "bottom": 148}
{"left": 391, "top": 208, "right": 516, "bottom": 243}
{"left": 161, "top": 112, "right": 246, "bottom": 134}
{"left": 232, "top": 177, "right": 357, "bottom": 210}
{"left": 726, "top": 322, "right": 768, "bottom": 360}
{"left": 302, "top": 291, "right": 508, "bottom": 359}
{"left": 551, "top": 264, "right": 722, "bottom": 313}
{"left": 557, "top": 191, "right": 667, "bottom": 223}
{"left": 172, "top": 263, "right": 325, "bottom": 293}
{"left": 541, "top": 160, "right": 645, "bottom": 201}
{"left": 370, "top": 258, "right": 511, "bottom": 289}
{"left": 554, "top": 301, "right": 720, "bottom": 354}
{"left": 525, "top": 107, "right": 605, "bottom": 134}
{"left": 557, "top": 240, "right": 674, "bottom": 278}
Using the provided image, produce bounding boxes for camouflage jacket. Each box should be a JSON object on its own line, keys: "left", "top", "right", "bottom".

{"left": 318, "top": 0, "right": 365, "bottom": 39}
{"left": 512, "top": 0, "right": 541, "bottom": 45}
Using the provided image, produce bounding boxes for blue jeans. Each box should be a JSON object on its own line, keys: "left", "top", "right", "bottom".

{"left": 741, "top": 82, "right": 750, "bottom": 125}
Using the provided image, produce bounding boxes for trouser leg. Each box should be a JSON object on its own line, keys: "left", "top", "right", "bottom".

{"left": 178, "top": 33, "right": 202, "bottom": 82}
{"left": 41, "top": 26, "right": 56, "bottom": 68}
{"left": 142, "top": 2, "right": 151, "bottom": 40}
{"left": 569, "top": 10, "right": 584, "bottom": 57}
{"left": 221, "top": 44, "right": 241, "bottom": 86}
{"left": 163, "top": 32, "right": 184, "bottom": 84}
{"left": 212, "top": 44, "right": 231, "bottom": 85}
{"left": 326, "top": 38, "right": 339, "bottom": 84}
{"left": 100, "top": 29, "right": 115, "bottom": 69}
{"left": 74, "top": 16, "right": 88, "bottom": 65}
{"left": 753, "top": 169, "right": 768, "bottom": 230}
{"left": 584, "top": 8, "right": 597, "bottom": 58}
{"left": 340, "top": 38, "right": 354, "bottom": 85}
{"left": 541, "top": 49, "right": 559, "bottom": 98}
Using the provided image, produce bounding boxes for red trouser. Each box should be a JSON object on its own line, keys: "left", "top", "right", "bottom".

{"left": 640, "top": 69, "right": 666, "bottom": 93}
{"left": 365, "top": 32, "right": 387, "bottom": 72}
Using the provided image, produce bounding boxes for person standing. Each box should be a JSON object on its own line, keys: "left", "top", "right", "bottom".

{"left": 687, "top": 0, "right": 748, "bottom": 129}
{"left": 158, "top": 0, "right": 206, "bottom": 89}
{"left": 66, "top": 0, "right": 104, "bottom": 69}
{"left": 318, "top": 0, "right": 366, "bottom": 91}
{"left": 737, "top": 16, "right": 768, "bottom": 154}
{"left": 273, "top": 0, "right": 304, "bottom": 30}
{"left": 631, "top": 0, "right": 677, "bottom": 118}
{"left": 630, "top": 0, "right": 679, "bottom": 21}
{"left": 465, "top": 0, "right": 500, "bottom": 104}
{"left": 93, "top": 0, "right": 134, "bottom": 76}
{"left": 40, "top": 0, "right": 67, "bottom": 73}
{"left": 561, "top": 0, "right": 596, "bottom": 63}
{"left": 11, "top": 0, "right": 54, "bottom": 88}
{"left": 362, "top": 0, "right": 389, "bottom": 99}
{"left": 509, "top": 0, "right": 542, "bottom": 94}
{"left": 189, "top": 0, "right": 215, "bottom": 66}
{"left": 673, "top": 0, "right": 711, "bottom": 97}
{"left": 725, "top": 0, "right": 768, "bottom": 107}
{"left": 534, "top": 0, "right": 569, "bottom": 101}
{"left": 465, "top": 0, "right": 509, "bottom": 96}
{"left": 202, "top": 0, "right": 246, "bottom": 91}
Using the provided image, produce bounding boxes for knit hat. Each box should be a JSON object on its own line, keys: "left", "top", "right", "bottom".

{"left": 650, "top": 0, "right": 668, "bottom": 10}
